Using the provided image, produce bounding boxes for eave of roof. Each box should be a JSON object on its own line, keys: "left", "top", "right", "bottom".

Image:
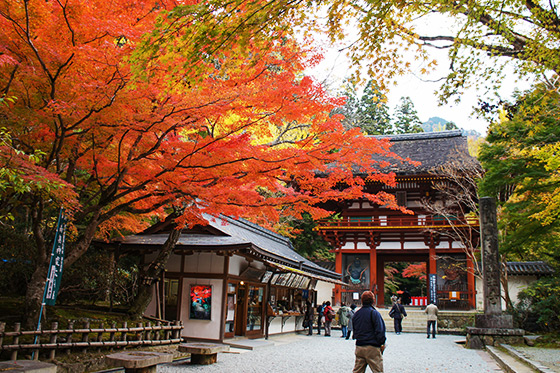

{"left": 98, "top": 214, "right": 342, "bottom": 281}
{"left": 506, "top": 261, "right": 555, "bottom": 276}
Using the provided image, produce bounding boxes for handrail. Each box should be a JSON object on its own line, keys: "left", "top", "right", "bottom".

{"left": 316, "top": 215, "right": 479, "bottom": 229}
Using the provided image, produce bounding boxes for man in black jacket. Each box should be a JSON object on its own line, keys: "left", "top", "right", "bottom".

{"left": 352, "top": 291, "right": 386, "bottom": 373}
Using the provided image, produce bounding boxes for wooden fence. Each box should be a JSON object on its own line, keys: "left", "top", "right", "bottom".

{"left": 0, "top": 320, "right": 183, "bottom": 361}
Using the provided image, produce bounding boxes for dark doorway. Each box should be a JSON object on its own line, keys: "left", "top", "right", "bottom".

{"left": 384, "top": 262, "right": 427, "bottom": 306}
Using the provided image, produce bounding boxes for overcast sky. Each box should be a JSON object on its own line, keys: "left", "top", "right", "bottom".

{"left": 305, "top": 13, "right": 534, "bottom": 136}
{"left": 309, "top": 45, "right": 492, "bottom": 136}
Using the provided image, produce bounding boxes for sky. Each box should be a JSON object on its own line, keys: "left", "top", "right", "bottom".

{"left": 304, "top": 13, "right": 533, "bottom": 136}
{"left": 309, "top": 47, "right": 492, "bottom": 135}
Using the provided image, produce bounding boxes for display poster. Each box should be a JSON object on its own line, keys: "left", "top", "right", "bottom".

{"left": 190, "top": 285, "right": 212, "bottom": 320}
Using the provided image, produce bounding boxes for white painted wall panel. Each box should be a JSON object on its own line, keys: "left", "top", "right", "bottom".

{"left": 180, "top": 278, "right": 224, "bottom": 340}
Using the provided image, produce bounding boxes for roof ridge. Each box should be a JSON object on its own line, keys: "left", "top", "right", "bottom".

{"left": 370, "top": 130, "right": 463, "bottom": 141}
{"left": 218, "top": 214, "right": 291, "bottom": 245}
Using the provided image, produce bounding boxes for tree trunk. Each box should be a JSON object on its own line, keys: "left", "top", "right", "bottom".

{"left": 23, "top": 209, "right": 101, "bottom": 328}
{"left": 23, "top": 262, "right": 49, "bottom": 329}
{"left": 128, "top": 227, "right": 182, "bottom": 317}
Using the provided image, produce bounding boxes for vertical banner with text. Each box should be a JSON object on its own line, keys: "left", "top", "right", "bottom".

{"left": 429, "top": 273, "right": 438, "bottom": 305}
{"left": 44, "top": 209, "right": 68, "bottom": 306}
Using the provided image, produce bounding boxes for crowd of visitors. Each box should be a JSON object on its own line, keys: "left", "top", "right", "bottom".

{"left": 301, "top": 292, "right": 439, "bottom": 372}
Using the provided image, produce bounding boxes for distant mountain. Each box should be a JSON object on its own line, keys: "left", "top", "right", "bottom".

{"left": 422, "top": 116, "right": 457, "bottom": 132}
{"left": 422, "top": 116, "right": 482, "bottom": 139}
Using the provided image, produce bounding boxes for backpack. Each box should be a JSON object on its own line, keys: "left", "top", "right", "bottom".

{"left": 324, "top": 306, "right": 335, "bottom": 321}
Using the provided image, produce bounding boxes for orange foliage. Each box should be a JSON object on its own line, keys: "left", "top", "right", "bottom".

{"left": 402, "top": 263, "right": 427, "bottom": 280}
{"left": 0, "top": 0, "right": 414, "bottom": 266}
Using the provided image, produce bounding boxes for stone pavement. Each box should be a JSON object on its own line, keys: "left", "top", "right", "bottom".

{"left": 159, "top": 331, "right": 504, "bottom": 372}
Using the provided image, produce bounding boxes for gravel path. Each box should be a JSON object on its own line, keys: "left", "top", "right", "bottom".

{"left": 159, "top": 332, "right": 503, "bottom": 373}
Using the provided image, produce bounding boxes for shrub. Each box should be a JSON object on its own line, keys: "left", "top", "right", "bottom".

{"left": 513, "top": 277, "right": 560, "bottom": 332}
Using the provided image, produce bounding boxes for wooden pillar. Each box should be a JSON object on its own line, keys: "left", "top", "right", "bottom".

{"left": 376, "top": 257, "right": 385, "bottom": 306}
{"left": 369, "top": 248, "right": 377, "bottom": 303}
{"left": 466, "top": 254, "right": 476, "bottom": 309}
{"left": 428, "top": 245, "right": 436, "bottom": 302}
{"left": 424, "top": 232, "right": 440, "bottom": 305}
{"left": 334, "top": 248, "right": 342, "bottom": 306}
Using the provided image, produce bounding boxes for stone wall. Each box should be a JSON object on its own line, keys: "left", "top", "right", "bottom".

{"left": 438, "top": 311, "right": 478, "bottom": 334}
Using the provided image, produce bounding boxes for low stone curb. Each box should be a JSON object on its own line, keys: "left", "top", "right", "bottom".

{"left": 500, "top": 344, "right": 555, "bottom": 373}
{"left": 486, "top": 345, "right": 532, "bottom": 373}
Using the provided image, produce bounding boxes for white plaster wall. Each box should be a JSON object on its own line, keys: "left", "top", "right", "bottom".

{"left": 474, "top": 276, "right": 534, "bottom": 311}
{"left": 402, "top": 241, "right": 427, "bottom": 249}
{"left": 475, "top": 278, "right": 483, "bottom": 310}
{"left": 267, "top": 316, "right": 302, "bottom": 335}
{"left": 377, "top": 241, "right": 400, "bottom": 249}
{"left": 228, "top": 255, "right": 247, "bottom": 276}
{"left": 315, "top": 280, "right": 334, "bottom": 305}
{"left": 183, "top": 252, "right": 224, "bottom": 274}
{"left": 450, "top": 241, "right": 467, "bottom": 249}
{"left": 268, "top": 318, "right": 283, "bottom": 334}
{"left": 356, "top": 242, "right": 370, "bottom": 250}
{"left": 180, "top": 277, "right": 224, "bottom": 340}
{"left": 166, "top": 253, "right": 182, "bottom": 272}
{"left": 143, "top": 252, "right": 158, "bottom": 265}
{"left": 507, "top": 276, "right": 535, "bottom": 306}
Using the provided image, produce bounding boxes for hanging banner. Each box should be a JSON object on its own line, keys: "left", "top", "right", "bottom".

{"left": 429, "top": 273, "right": 438, "bottom": 305}
{"left": 44, "top": 209, "right": 68, "bottom": 306}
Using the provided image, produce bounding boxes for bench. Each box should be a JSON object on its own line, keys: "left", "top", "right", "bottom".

{"left": 178, "top": 342, "right": 230, "bottom": 365}
{"left": 0, "top": 360, "right": 56, "bottom": 373}
{"left": 105, "top": 351, "right": 174, "bottom": 373}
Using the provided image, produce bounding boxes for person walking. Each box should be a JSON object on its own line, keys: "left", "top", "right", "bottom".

{"left": 402, "top": 288, "right": 411, "bottom": 305}
{"left": 323, "top": 301, "right": 335, "bottom": 337}
{"left": 346, "top": 303, "right": 357, "bottom": 340}
{"left": 304, "top": 300, "right": 314, "bottom": 336}
{"left": 388, "top": 298, "right": 407, "bottom": 334}
{"left": 316, "top": 302, "right": 324, "bottom": 335}
{"left": 337, "top": 302, "right": 350, "bottom": 338}
{"left": 425, "top": 301, "right": 439, "bottom": 338}
{"left": 352, "top": 291, "right": 386, "bottom": 373}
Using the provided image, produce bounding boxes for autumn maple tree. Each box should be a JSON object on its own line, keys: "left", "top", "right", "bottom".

{"left": 0, "top": 0, "right": 414, "bottom": 325}
{"left": 402, "top": 263, "right": 427, "bottom": 281}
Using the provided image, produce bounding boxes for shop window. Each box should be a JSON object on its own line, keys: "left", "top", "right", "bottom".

{"left": 246, "top": 286, "right": 264, "bottom": 331}
{"left": 225, "top": 283, "right": 236, "bottom": 335}
{"left": 163, "top": 278, "right": 179, "bottom": 321}
{"left": 268, "top": 287, "right": 304, "bottom": 315}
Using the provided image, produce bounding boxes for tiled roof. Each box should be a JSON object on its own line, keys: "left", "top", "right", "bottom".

{"left": 369, "top": 130, "right": 479, "bottom": 175}
{"left": 113, "top": 214, "right": 341, "bottom": 281}
{"left": 506, "top": 261, "right": 555, "bottom": 276}
{"left": 205, "top": 215, "right": 341, "bottom": 279}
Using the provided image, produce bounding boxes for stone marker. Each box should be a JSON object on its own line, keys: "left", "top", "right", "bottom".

{"left": 466, "top": 197, "right": 524, "bottom": 349}
{"left": 477, "top": 197, "right": 513, "bottom": 329}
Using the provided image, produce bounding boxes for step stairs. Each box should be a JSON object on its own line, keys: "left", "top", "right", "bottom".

{"left": 378, "top": 307, "right": 428, "bottom": 334}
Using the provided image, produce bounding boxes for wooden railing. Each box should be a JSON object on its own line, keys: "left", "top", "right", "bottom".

{"left": 316, "top": 215, "right": 479, "bottom": 229}
{"left": 0, "top": 320, "right": 183, "bottom": 361}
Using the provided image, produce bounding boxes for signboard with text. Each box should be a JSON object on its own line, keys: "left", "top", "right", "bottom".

{"left": 429, "top": 274, "right": 438, "bottom": 305}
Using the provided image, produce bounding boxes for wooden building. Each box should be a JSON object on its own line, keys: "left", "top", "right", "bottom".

{"left": 101, "top": 214, "right": 344, "bottom": 342}
{"left": 315, "top": 130, "right": 480, "bottom": 309}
